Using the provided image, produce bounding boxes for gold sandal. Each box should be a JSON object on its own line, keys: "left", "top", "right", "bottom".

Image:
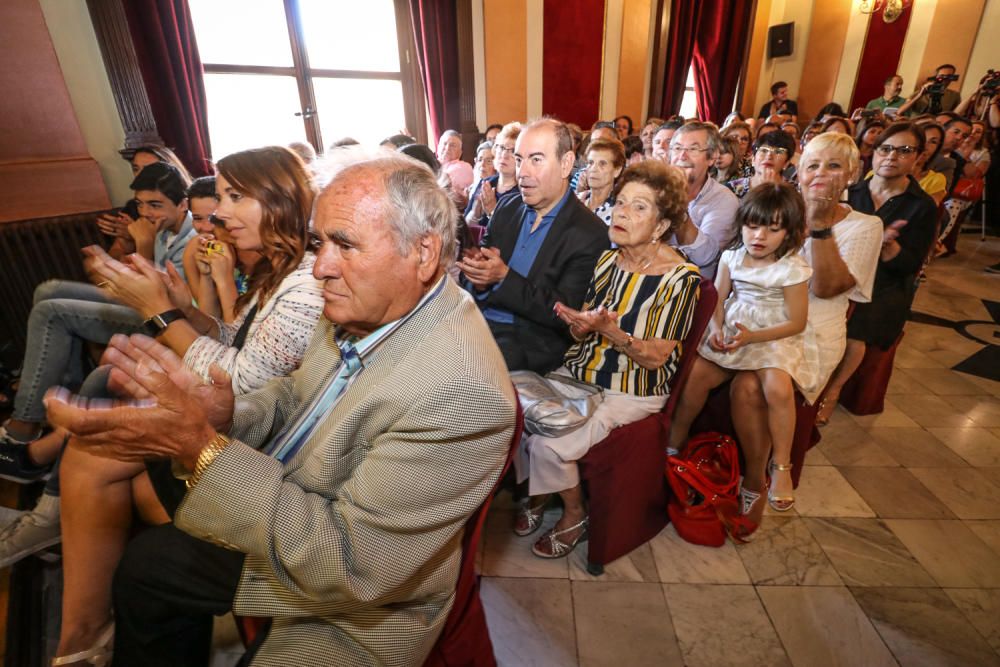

{"left": 768, "top": 461, "right": 795, "bottom": 512}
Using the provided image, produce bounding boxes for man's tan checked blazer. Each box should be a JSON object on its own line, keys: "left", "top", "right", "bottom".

{"left": 176, "top": 278, "right": 517, "bottom": 666}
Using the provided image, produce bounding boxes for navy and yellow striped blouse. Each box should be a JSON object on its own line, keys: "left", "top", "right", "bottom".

{"left": 563, "top": 250, "right": 701, "bottom": 397}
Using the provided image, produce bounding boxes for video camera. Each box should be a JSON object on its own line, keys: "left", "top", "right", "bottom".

{"left": 981, "top": 70, "right": 1000, "bottom": 96}
{"left": 925, "top": 73, "right": 960, "bottom": 96}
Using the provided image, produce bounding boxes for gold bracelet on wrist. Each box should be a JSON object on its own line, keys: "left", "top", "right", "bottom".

{"left": 186, "top": 432, "right": 232, "bottom": 490}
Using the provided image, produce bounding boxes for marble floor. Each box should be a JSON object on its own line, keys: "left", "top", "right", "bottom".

{"left": 479, "top": 234, "right": 1000, "bottom": 667}
{"left": 2, "top": 234, "right": 1000, "bottom": 667}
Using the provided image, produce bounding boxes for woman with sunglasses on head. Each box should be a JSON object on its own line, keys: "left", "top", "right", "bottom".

{"left": 813, "top": 122, "right": 938, "bottom": 425}
{"left": 726, "top": 130, "right": 797, "bottom": 198}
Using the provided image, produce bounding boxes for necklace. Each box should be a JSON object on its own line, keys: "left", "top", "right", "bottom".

{"left": 621, "top": 239, "right": 660, "bottom": 273}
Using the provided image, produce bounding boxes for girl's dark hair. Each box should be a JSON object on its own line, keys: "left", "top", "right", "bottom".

{"left": 731, "top": 182, "right": 807, "bottom": 258}
{"left": 873, "top": 121, "right": 926, "bottom": 155}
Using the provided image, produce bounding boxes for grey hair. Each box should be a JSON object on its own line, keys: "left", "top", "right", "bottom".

{"left": 313, "top": 150, "right": 457, "bottom": 268}
{"left": 439, "top": 129, "right": 461, "bottom": 142}
{"left": 375, "top": 157, "right": 458, "bottom": 268}
{"left": 673, "top": 121, "right": 723, "bottom": 158}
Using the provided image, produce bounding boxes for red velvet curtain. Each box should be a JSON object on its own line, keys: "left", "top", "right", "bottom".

{"left": 123, "top": 0, "right": 212, "bottom": 176}
{"left": 542, "top": 0, "right": 605, "bottom": 129}
{"left": 659, "top": 0, "right": 704, "bottom": 117}
{"left": 408, "top": 0, "right": 460, "bottom": 146}
{"left": 849, "top": 10, "right": 912, "bottom": 112}
{"left": 692, "top": 0, "right": 755, "bottom": 124}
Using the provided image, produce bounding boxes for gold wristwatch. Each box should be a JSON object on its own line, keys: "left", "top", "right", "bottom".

{"left": 186, "top": 432, "right": 232, "bottom": 490}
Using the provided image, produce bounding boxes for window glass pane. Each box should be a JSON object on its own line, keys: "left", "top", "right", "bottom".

{"left": 189, "top": 0, "right": 293, "bottom": 66}
{"left": 313, "top": 78, "right": 406, "bottom": 148}
{"left": 680, "top": 90, "right": 698, "bottom": 120}
{"left": 680, "top": 66, "right": 698, "bottom": 119}
{"left": 203, "top": 74, "right": 307, "bottom": 159}
{"left": 299, "top": 0, "right": 401, "bottom": 72}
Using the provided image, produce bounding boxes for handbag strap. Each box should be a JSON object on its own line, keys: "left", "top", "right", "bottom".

{"left": 232, "top": 304, "right": 258, "bottom": 351}
{"left": 544, "top": 372, "right": 604, "bottom": 397}
{"left": 668, "top": 438, "right": 741, "bottom": 500}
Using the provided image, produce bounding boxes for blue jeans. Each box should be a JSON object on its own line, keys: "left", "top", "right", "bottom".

{"left": 13, "top": 280, "right": 145, "bottom": 424}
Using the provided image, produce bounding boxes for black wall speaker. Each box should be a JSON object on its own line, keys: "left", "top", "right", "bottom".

{"left": 768, "top": 23, "right": 794, "bottom": 59}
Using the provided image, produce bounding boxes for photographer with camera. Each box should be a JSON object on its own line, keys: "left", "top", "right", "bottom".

{"left": 897, "top": 64, "right": 963, "bottom": 116}
{"left": 955, "top": 70, "right": 1000, "bottom": 126}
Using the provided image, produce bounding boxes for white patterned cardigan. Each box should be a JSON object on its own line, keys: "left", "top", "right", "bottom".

{"left": 183, "top": 254, "right": 324, "bottom": 394}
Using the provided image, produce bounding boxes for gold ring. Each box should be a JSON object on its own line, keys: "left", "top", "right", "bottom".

{"left": 98, "top": 281, "right": 114, "bottom": 290}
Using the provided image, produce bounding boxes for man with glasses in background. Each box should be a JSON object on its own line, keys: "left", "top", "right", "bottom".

{"left": 667, "top": 121, "right": 739, "bottom": 278}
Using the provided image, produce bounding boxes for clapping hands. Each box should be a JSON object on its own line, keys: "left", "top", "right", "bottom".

{"left": 553, "top": 301, "right": 619, "bottom": 339}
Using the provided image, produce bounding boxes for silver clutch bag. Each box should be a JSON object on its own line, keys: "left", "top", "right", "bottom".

{"left": 511, "top": 370, "right": 605, "bottom": 438}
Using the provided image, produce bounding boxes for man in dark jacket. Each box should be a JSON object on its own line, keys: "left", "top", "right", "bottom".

{"left": 458, "top": 118, "right": 610, "bottom": 373}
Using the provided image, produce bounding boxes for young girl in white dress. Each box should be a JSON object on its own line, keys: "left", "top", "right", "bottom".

{"left": 669, "top": 183, "right": 818, "bottom": 514}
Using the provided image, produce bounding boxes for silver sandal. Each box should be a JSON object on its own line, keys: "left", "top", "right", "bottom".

{"left": 513, "top": 500, "right": 547, "bottom": 537}
{"left": 531, "top": 517, "right": 589, "bottom": 559}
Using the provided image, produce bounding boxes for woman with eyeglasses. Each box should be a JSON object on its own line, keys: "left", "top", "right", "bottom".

{"left": 465, "top": 121, "right": 521, "bottom": 228}
{"left": 725, "top": 130, "right": 797, "bottom": 198}
{"left": 813, "top": 121, "right": 938, "bottom": 425}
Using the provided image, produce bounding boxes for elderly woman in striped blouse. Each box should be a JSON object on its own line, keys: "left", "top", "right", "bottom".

{"left": 513, "top": 160, "right": 702, "bottom": 559}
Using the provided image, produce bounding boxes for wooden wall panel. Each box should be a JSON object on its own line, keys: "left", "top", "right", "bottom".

{"left": 483, "top": 0, "right": 528, "bottom": 124}
{"left": 542, "top": 0, "right": 606, "bottom": 128}
{"left": 0, "top": 0, "right": 109, "bottom": 221}
{"left": 797, "top": 0, "right": 853, "bottom": 121}
{"left": 616, "top": 0, "right": 652, "bottom": 124}
{"left": 918, "top": 0, "right": 986, "bottom": 86}
{"left": 740, "top": 0, "right": 773, "bottom": 118}
{"left": 0, "top": 0, "right": 90, "bottom": 161}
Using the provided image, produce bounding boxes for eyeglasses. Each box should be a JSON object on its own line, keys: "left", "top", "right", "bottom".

{"left": 669, "top": 145, "right": 710, "bottom": 155}
{"left": 875, "top": 144, "right": 918, "bottom": 156}
{"left": 755, "top": 147, "right": 788, "bottom": 157}
{"left": 495, "top": 145, "right": 515, "bottom": 156}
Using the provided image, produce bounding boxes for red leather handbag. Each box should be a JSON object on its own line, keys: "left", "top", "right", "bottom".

{"left": 666, "top": 432, "right": 755, "bottom": 546}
